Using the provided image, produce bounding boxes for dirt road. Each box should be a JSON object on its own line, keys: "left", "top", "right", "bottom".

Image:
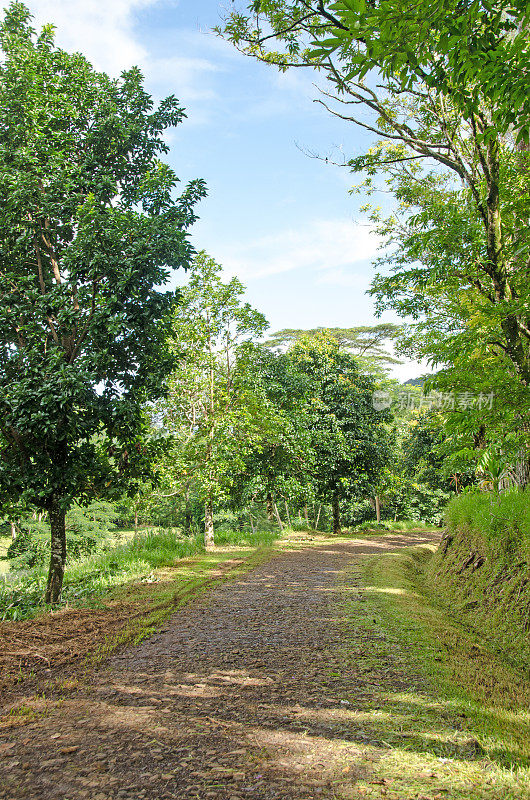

{"left": 2, "top": 532, "right": 522, "bottom": 800}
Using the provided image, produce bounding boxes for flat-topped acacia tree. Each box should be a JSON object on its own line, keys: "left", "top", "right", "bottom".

{"left": 0, "top": 4, "right": 206, "bottom": 602}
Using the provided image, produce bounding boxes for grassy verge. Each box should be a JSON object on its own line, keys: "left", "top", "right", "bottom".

{"left": 0, "top": 539, "right": 279, "bottom": 699}
{"left": 429, "top": 491, "right": 530, "bottom": 671}
{"left": 0, "top": 527, "right": 279, "bottom": 621}
{"left": 353, "top": 544, "right": 530, "bottom": 797}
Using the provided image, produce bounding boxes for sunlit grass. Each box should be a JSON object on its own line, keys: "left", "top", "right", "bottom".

{"left": 0, "top": 527, "right": 280, "bottom": 621}
{"left": 0, "top": 534, "right": 10, "bottom": 574}
{"left": 344, "top": 545, "right": 530, "bottom": 797}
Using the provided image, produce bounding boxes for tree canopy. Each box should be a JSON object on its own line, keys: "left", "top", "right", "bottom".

{"left": 0, "top": 3, "right": 206, "bottom": 600}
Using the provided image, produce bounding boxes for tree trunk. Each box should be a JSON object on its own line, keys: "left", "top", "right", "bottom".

{"left": 332, "top": 492, "right": 341, "bottom": 536}
{"left": 303, "top": 503, "right": 309, "bottom": 527}
{"left": 513, "top": 417, "right": 530, "bottom": 489}
{"left": 314, "top": 504, "right": 321, "bottom": 530}
{"left": 375, "top": 495, "right": 381, "bottom": 523}
{"left": 249, "top": 513, "right": 256, "bottom": 535}
{"left": 266, "top": 492, "right": 274, "bottom": 522}
{"left": 9, "top": 521, "right": 16, "bottom": 540}
{"left": 184, "top": 481, "right": 192, "bottom": 535}
{"left": 284, "top": 500, "right": 291, "bottom": 528}
{"left": 514, "top": 447, "right": 530, "bottom": 488}
{"left": 204, "top": 497, "right": 214, "bottom": 550}
{"left": 44, "top": 501, "right": 67, "bottom": 604}
{"left": 272, "top": 500, "right": 284, "bottom": 530}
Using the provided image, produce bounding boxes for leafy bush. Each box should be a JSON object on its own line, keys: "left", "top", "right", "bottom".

{"left": 0, "top": 574, "right": 46, "bottom": 621}
{"left": 7, "top": 520, "right": 50, "bottom": 569}
{"left": 8, "top": 501, "right": 118, "bottom": 570}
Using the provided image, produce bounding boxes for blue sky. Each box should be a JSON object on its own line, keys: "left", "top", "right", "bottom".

{"left": 21, "top": 0, "right": 423, "bottom": 379}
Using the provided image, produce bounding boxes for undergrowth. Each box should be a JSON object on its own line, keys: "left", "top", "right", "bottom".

{"left": 0, "top": 526, "right": 279, "bottom": 622}
{"left": 353, "top": 519, "right": 439, "bottom": 533}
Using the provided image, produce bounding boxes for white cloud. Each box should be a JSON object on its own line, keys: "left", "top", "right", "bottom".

{"left": 315, "top": 267, "right": 366, "bottom": 288}
{"left": 217, "top": 218, "right": 381, "bottom": 281}
{"left": 24, "top": 0, "right": 156, "bottom": 74}
{"left": 19, "top": 1, "right": 221, "bottom": 123}
{"left": 146, "top": 55, "right": 219, "bottom": 100}
{"left": 146, "top": 53, "right": 221, "bottom": 126}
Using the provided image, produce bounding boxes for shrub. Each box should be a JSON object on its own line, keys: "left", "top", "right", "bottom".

{"left": 8, "top": 501, "right": 118, "bottom": 570}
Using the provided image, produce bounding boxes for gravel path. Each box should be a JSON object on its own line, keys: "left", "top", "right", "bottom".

{"left": 0, "top": 534, "right": 439, "bottom": 800}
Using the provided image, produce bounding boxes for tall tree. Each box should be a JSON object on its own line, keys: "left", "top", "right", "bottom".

{"left": 288, "top": 333, "right": 389, "bottom": 533}
{"left": 265, "top": 324, "right": 401, "bottom": 373}
{"left": 222, "top": 2, "right": 530, "bottom": 481}
{"left": 236, "top": 346, "right": 316, "bottom": 525}
{"left": 161, "top": 253, "right": 270, "bottom": 548}
{"left": 0, "top": 4, "right": 206, "bottom": 602}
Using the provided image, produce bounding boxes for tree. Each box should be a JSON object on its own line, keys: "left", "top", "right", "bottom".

{"left": 0, "top": 4, "right": 206, "bottom": 602}
{"left": 235, "top": 345, "right": 317, "bottom": 527}
{"left": 288, "top": 333, "right": 389, "bottom": 533}
{"left": 365, "top": 137, "right": 530, "bottom": 479}
{"left": 161, "top": 253, "right": 270, "bottom": 548}
{"left": 265, "top": 323, "right": 402, "bottom": 373}
{"left": 222, "top": 2, "right": 530, "bottom": 482}
{"left": 222, "top": 2, "right": 530, "bottom": 140}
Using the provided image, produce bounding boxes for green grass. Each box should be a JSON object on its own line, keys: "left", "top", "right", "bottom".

{"left": 353, "top": 518, "right": 440, "bottom": 533}
{"left": 431, "top": 490, "right": 530, "bottom": 670}
{"left": 351, "top": 544, "right": 530, "bottom": 798}
{"left": 0, "top": 533, "right": 10, "bottom": 574}
{"left": 0, "top": 526, "right": 280, "bottom": 622}
{"left": 445, "top": 489, "right": 530, "bottom": 550}
{"left": 214, "top": 528, "right": 280, "bottom": 547}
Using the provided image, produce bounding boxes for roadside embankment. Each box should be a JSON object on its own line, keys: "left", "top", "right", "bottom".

{"left": 427, "top": 491, "right": 530, "bottom": 670}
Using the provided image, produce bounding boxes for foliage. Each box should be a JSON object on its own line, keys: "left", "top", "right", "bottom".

{"left": 233, "top": 344, "right": 316, "bottom": 518}
{"left": 288, "top": 334, "right": 391, "bottom": 521}
{"left": 159, "top": 252, "right": 272, "bottom": 546}
{"left": 264, "top": 323, "right": 402, "bottom": 374}
{"left": 222, "top": 1, "right": 530, "bottom": 140}
{"left": 7, "top": 501, "right": 118, "bottom": 569}
{"left": 0, "top": 4, "right": 206, "bottom": 600}
{"left": 476, "top": 449, "right": 515, "bottom": 494}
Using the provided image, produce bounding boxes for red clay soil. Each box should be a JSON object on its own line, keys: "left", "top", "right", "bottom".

{"left": 0, "top": 534, "right": 440, "bottom": 800}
